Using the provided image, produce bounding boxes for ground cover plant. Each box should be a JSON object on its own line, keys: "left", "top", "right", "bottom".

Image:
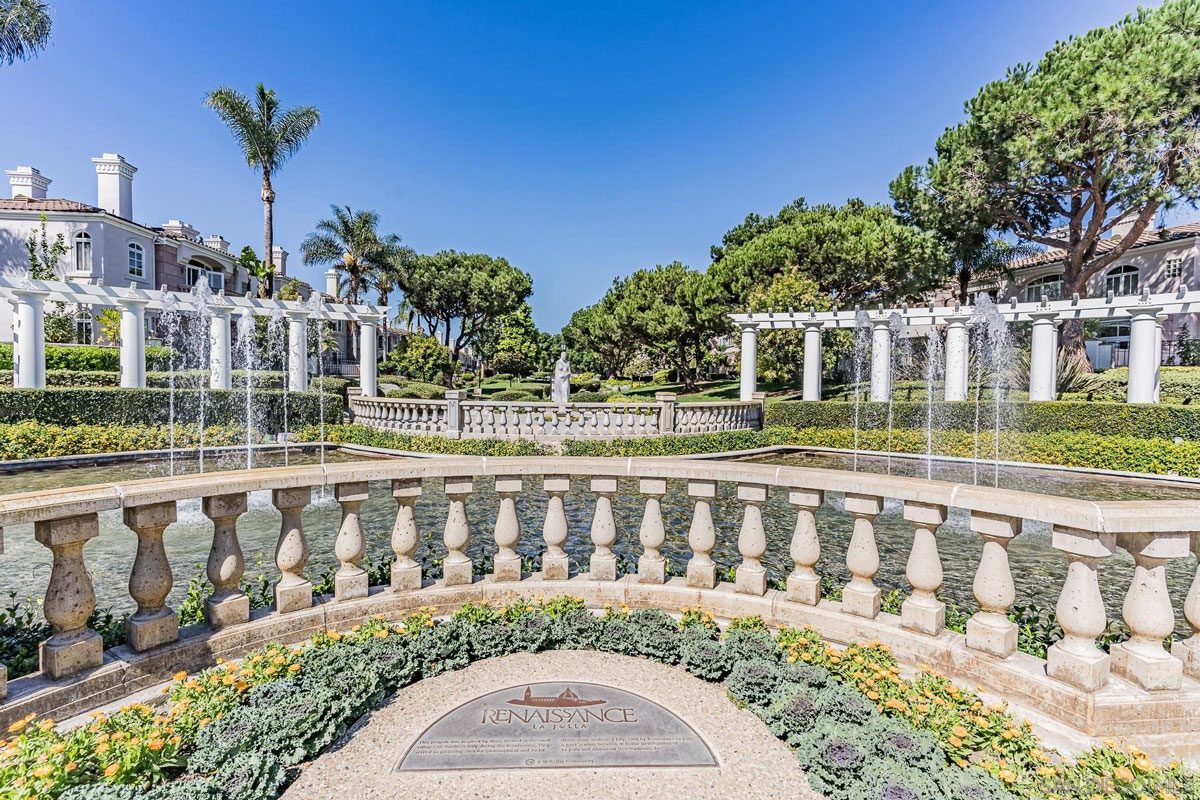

{"left": 6, "top": 605, "right": 1197, "bottom": 800}
{"left": 0, "top": 423, "right": 256, "bottom": 462}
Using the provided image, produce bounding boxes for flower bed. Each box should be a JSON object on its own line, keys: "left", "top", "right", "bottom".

{"left": 5, "top": 604, "right": 1196, "bottom": 800}
{"left": 0, "top": 423, "right": 256, "bottom": 462}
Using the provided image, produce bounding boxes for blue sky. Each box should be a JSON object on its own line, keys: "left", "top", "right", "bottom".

{"left": 0, "top": 0, "right": 1158, "bottom": 330}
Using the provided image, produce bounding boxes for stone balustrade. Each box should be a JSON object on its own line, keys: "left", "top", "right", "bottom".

{"left": 3, "top": 457, "right": 1200, "bottom": 756}
{"left": 348, "top": 393, "right": 763, "bottom": 439}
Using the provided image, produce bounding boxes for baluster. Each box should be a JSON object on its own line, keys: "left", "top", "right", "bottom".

{"left": 542, "top": 475, "right": 571, "bottom": 579}
{"left": 35, "top": 514, "right": 103, "bottom": 678}
{"left": 786, "top": 489, "right": 823, "bottom": 604}
{"left": 333, "top": 482, "right": 370, "bottom": 600}
{"left": 735, "top": 483, "right": 769, "bottom": 595}
{"left": 124, "top": 502, "right": 179, "bottom": 650}
{"left": 1172, "top": 532, "right": 1200, "bottom": 678}
{"left": 1112, "top": 531, "right": 1189, "bottom": 690}
{"left": 1044, "top": 526, "right": 1115, "bottom": 690}
{"left": 841, "top": 493, "right": 884, "bottom": 618}
{"left": 271, "top": 487, "right": 313, "bottom": 613}
{"left": 443, "top": 476, "right": 474, "bottom": 585}
{"left": 966, "top": 512, "right": 1019, "bottom": 658}
{"left": 390, "top": 478, "right": 423, "bottom": 591}
{"left": 493, "top": 475, "right": 523, "bottom": 582}
{"left": 637, "top": 478, "right": 668, "bottom": 584}
{"left": 901, "top": 502, "right": 946, "bottom": 634}
{"left": 203, "top": 493, "right": 250, "bottom": 629}
{"left": 686, "top": 479, "right": 718, "bottom": 589}
{"left": 589, "top": 477, "right": 619, "bottom": 580}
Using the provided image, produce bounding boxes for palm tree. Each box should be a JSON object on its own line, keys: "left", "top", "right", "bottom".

{"left": 373, "top": 245, "right": 417, "bottom": 356}
{"left": 951, "top": 237, "right": 1041, "bottom": 305}
{"left": 204, "top": 83, "right": 320, "bottom": 297}
{"left": 301, "top": 205, "right": 400, "bottom": 358}
{"left": 1, "top": 0, "right": 51, "bottom": 66}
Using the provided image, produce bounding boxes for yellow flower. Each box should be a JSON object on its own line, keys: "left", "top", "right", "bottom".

{"left": 1115, "top": 766, "right": 1135, "bottom": 783}
{"left": 264, "top": 666, "right": 278, "bottom": 676}
{"left": 104, "top": 763, "right": 120, "bottom": 777}
{"left": 948, "top": 736, "right": 962, "bottom": 747}
{"left": 951, "top": 725, "right": 968, "bottom": 738}
{"left": 32, "top": 764, "right": 54, "bottom": 778}
{"left": 288, "top": 663, "right": 301, "bottom": 672}
{"left": 374, "top": 630, "right": 388, "bottom": 638}
{"left": 49, "top": 742, "right": 66, "bottom": 754}
{"left": 173, "top": 670, "right": 188, "bottom": 681}
{"left": 1134, "top": 757, "right": 1155, "bottom": 772}
{"left": 95, "top": 743, "right": 110, "bottom": 755}
{"left": 998, "top": 770, "right": 1016, "bottom": 784}
{"left": 65, "top": 762, "right": 77, "bottom": 772}
{"left": 38, "top": 719, "right": 54, "bottom": 732}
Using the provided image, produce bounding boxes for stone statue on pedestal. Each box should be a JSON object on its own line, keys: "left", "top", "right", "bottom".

{"left": 551, "top": 350, "right": 571, "bottom": 403}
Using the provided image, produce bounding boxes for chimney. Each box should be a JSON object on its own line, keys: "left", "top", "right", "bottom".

{"left": 203, "top": 234, "right": 230, "bottom": 254}
{"left": 161, "top": 220, "right": 199, "bottom": 240}
{"left": 6, "top": 166, "right": 51, "bottom": 199}
{"left": 1109, "top": 217, "right": 1138, "bottom": 240}
{"left": 325, "top": 268, "right": 338, "bottom": 297}
{"left": 91, "top": 153, "right": 137, "bottom": 220}
{"left": 271, "top": 245, "right": 288, "bottom": 275}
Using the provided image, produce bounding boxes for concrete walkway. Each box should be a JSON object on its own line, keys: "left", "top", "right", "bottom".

{"left": 284, "top": 650, "right": 819, "bottom": 800}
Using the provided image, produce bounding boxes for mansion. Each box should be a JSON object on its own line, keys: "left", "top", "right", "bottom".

{"left": 0, "top": 154, "right": 402, "bottom": 373}
{"left": 974, "top": 219, "right": 1200, "bottom": 368}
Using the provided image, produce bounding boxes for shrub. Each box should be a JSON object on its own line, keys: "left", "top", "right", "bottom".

{"left": 793, "top": 720, "right": 872, "bottom": 800}
{"left": 866, "top": 715, "right": 943, "bottom": 771}
{"left": 653, "top": 368, "right": 671, "bottom": 384}
{"left": 933, "top": 769, "right": 1016, "bottom": 800}
{"left": 760, "top": 682, "right": 820, "bottom": 743}
{"left": 726, "top": 658, "right": 785, "bottom": 709}
{"left": 211, "top": 752, "right": 285, "bottom": 800}
{"left": 816, "top": 683, "right": 877, "bottom": 726}
{"left": 0, "top": 422, "right": 252, "bottom": 461}
{"left": 722, "top": 627, "right": 779, "bottom": 664}
{"left": 570, "top": 390, "right": 608, "bottom": 403}
{"left": 510, "top": 382, "right": 548, "bottom": 399}
{"left": 562, "top": 430, "right": 769, "bottom": 457}
{"left": 296, "top": 423, "right": 544, "bottom": 456}
{"left": 0, "top": 388, "right": 339, "bottom": 432}
{"left": 847, "top": 759, "right": 943, "bottom": 800}
{"left": 490, "top": 389, "right": 538, "bottom": 402}
{"left": 596, "top": 615, "right": 638, "bottom": 655}
{"left": 680, "top": 636, "right": 729, "bottom": 681}
{"left": 552, "top": 609, "right": 604, "bottom": 650}
{"left": 382, "top": 332, "right": 451, "bottom": 384}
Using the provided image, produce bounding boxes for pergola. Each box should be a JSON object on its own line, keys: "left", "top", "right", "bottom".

{"left": 728, "top": 288, "right": 1200, "bottom": 403}
{"left": 0, "top": 277, "right": 389, "bottom": 397}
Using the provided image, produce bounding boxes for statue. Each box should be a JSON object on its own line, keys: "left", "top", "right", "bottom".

{"left": 551, "top": 349, "right": 571, "bottom": 403}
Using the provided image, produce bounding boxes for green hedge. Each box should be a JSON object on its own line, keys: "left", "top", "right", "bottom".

{"left": 766, "top": 400, "right": 1200, "bottom": 440}
{"left": 509, "top": 381, "right": 548, "bottom": 399}
{"left": 0, "top": 421, "right": 255, "bottom": 461}
{"left": 765, "top": 425, "right": 1200, "bottom": 477}
{"left": 0, "top": 388, "right": 341, "bottom": 432}
{"left": 295, "top": 423, "right": 542, "bottom": 455}
{"left": 1088, "top": 367, "right": 1200, "bottom": 403}
{"left": 0, "top": 342, "right": 172, "bottom": 371}
{"left": 490, "top": 389, "right": 538, "bottom": 401}
{"left": 562, "top": 430, "right": 771, "bottom": 456}
{"left": 380, "top": 376, "right": 446, "bottom": 399}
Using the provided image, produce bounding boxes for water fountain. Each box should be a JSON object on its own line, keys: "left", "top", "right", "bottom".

{"left": 885, "top": 312, "right": 903, "bottom": 475}
{"left": 307, "top": 292, "right": 327, "bottom": 472}
{"left": 188, "top": 281, "right": 214, "bottom": 473}
{"left": 971, "top": 294, "right": 1013, "bottom": 487}
{"left": 266, "top": 308, "right": 289, "bottom": 465}
{"left": 851, "top": 309, "right": 871, "bottom": 471}
{"left": 157, "top": 292, "right": 183, "bottom": 476}
{"left": 235, "top": 310, "right": 257, "bottom": 470}
{"left": 923, "top": 326, "right": 944, "bottom": 479}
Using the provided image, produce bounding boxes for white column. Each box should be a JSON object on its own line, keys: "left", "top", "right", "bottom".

{"left": 1127, "top": 305, "right": 1163, "bottom": 404}
{"left": 738, "top": 323, "right": 757, "bottom": 402}
{"left": 359, "top": 314, "right": 379, "bottom": 398}
{"left": 1155, "top": 312, "right": 1167, "bottom": 402}
{"left": 869, "top": 317, "right": 892, "bottom": 402}
{"left": 119, "top": 297, "right": 149, "bottom": 389}
{"left": 943, "top": 314, "right": 969, "bottom": 401}
{"left": 209, "top": 307, "right": 232, "bottom": 390}
{"left": 287, "top": 311, "right": 308, "bottom": 392}
{"left": 802, "top": 321, "right": 823, "bottom": 401}
{"left": 1028, "top": 310, "right": 1058, "bottom": 402}
{"left": 11, "top": 288, "right": 48, "bottom": 389}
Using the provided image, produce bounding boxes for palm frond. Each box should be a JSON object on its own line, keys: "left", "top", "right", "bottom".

{"left": 0, "top": 0, "right": 51, "bottom": 67}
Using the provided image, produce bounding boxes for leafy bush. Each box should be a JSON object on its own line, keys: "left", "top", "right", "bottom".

{"left": 0, "top": 343, "right": 171, "bottom": 372}
{"left": 760, "top": 682, "right": 820, "bottom": 743}
{"left": 570, "top": 390, "right": 608, "bottom": 402}
{"left": 509, "top": 382, "right": 548, "bottom": 399}
{"left": 0, "top": 388, "right": 340, "bottom": 432}
{"left": 848, "top": 759, "right": 943, "bottom": 800}
{"left": 552, "top": 609, "right": 604, "bottom": 650}
{"left": 722, "top": 627, "right": 780, "bottom": 664}
{"left": 679, "top": 635, "right": 729, "bottom": 681}
{"left": 562, "top": 429, "right": 769, "bottom": 456}
{"left": 489, "top": 389, "right": 538, "bottom": 402}
{"left": 726, "top": 658, "right": 785, "bottom": 709}
{"left": 296, "top": 423, "right": 544, "bottom": 456}
{"left": 653, "top": 368, "right": 671, "bottom": 384}
{"left": 815, "top": 682, "right": 877, "bottom": 726}
{"left": 793, "top": 720, "right": 872, "bottom": 800}
{"left": 0, "top": 422, "right": 252, "bottom": 462}
{"left": 382, "top": 332, "right": 451, "bottom": 384}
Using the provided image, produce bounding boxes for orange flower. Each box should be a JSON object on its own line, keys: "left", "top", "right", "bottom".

{"left": 147, "top": 739, "right": 164, "bottom": 751}
{"left": 32, "top": 764, "right": 54, "bottom": 778}
{"left": 65, "top": 762, "right": 77, "bottom": 772}
{"left": 951, "top": 725, "right": 968, "bottom": 738}
{"left": 104, "top": 763, "right": 120, "bottom": 777}
{"left": 1114, "top": 766, "right": 1134, "bottom": 783}
{"left": 173, "top": 670, "right": 188, "bottom": 681}
{"left": 288, "top": 663, "right": 301, "bottom": 672}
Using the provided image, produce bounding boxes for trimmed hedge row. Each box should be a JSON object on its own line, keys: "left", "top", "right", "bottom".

{"left": 379, "top": 376, "right": 446, "bottom": 399}
{"left": 768, "top": 426, "right": 1200, "bottom": 477}
{"left": 0, "top": 342, "right": 172, "bottom": 372}
{"left": 563, "top": 429, "right": 770, "bottom": 456}
{"left": 766, "top": 400, "right": 1200, "bottom": 440}
{"left": 1088, "top": 367, "right": 1200, "bottom": 403}
{"left": 0, "top": 422, "right": 254, "bottom": 461}
{"left": 294, "top": 422, "right": 543, "bottom": 456}
{"left": 0, "top": 388, "right": 341, "bottom": 432}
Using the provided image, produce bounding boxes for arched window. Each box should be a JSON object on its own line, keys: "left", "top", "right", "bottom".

{"left": 1024, "top": 274, "right": 1062, "bottom": 303}
{"left": 127, "top": 243, "right": 144, "bottom": 278}
{"left": 74, "top": 232, "right": 92, "bottom": 272}
{"left": 1104, "top": 264, "right": 1139, "bottom": 296}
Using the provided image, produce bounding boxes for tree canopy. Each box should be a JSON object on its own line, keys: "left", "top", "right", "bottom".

{"left": 892, "top": 0, "right": 1200, "bottom": 358}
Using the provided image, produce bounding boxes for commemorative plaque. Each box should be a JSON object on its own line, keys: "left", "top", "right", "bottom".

{"left": 395, "top": 681, "right": 717, "bottom": 771}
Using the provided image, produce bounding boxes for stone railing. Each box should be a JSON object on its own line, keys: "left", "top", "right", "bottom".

{"left": 348, "top": 391, "right": 764, "bottom": 439}
{"left": 3, "top": 457, "right": 1200, "bottom": 757}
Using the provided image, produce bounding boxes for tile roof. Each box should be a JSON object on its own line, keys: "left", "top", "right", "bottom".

{"left": 1011, "top": 222, "right": 1200, "bottom": 269}
{"left": 0, "top": 196, "right": 101, "bottom": 212}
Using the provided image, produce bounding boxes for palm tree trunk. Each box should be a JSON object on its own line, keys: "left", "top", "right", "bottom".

{"left": 261, "top": 170, "right": 275, "bottom": 299}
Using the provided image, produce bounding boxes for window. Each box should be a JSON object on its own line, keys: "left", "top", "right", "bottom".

{"left": 74, "top": 312, "right": 93, "bottom": 344}
{"left": 127, "top": 243, "right": 144, "bottom": 278}
{"left": 1024, "top": 274, "right": 1062, "bottom": 303}
{"left": 1104, "top": 264, "right": 1139, "bottom": 296}
{"left": 187, "top": 261, "right": 225, "bottom": 291}
{"left": 73, "top": 232, "right": 92, "bottom": 273}
{"left": 1166, "top": 257, "right": 1184, "bottom": 281}
{"left": 207, "top": 270, "right": 224, "bottom": 291}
